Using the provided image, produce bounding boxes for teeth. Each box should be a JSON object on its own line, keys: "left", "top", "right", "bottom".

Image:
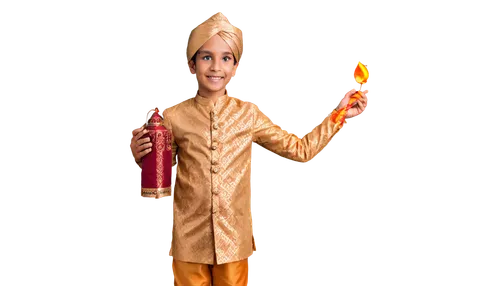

{"left": 208, "top": 76, "right": 222, "bottom": 79}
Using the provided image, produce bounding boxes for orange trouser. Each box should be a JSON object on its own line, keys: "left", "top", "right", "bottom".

{"left": 172, "top": 258, "right": 248, "bottom": 286}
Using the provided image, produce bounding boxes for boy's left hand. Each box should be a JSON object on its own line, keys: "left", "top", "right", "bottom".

{"left": 336, "top": 89, "right": 368, "bottom": 119}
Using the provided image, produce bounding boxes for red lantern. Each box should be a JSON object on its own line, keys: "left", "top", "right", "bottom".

{"left": 139, "top": 104, "right": 173, "bottom": 200}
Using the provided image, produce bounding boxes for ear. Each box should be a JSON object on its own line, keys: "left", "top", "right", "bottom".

{"left": 188, "top": 60, "right": 196, "bottom": 74}
{"left": 231, "top": 63, "right": 240, "bottom": 79}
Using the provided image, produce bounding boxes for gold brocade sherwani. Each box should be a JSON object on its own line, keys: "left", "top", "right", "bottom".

{"left": 161, "top": 91, "right": 343, "bottom": 265}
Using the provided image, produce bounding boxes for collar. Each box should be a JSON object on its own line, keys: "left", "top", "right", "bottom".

{"left": 194, "top": 90, "right": 229, "bottom": 107}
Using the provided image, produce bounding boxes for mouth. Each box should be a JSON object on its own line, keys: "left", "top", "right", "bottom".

{"left": 207, "top": 76, "right": 224, "bottom": 80}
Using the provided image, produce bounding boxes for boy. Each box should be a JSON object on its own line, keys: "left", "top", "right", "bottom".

{"left": 130, "top": 12, "right": 368, "bottom": 286}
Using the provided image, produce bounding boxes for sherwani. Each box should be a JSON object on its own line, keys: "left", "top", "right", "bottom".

{"left": 159, "top": 91, "right": 343, "bottom": 265}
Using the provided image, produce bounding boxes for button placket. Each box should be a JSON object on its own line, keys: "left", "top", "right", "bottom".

{"left": 210, "top": 108, "right": 220, "bottom": 214}
{"left": 212, "top": 195, "right": 219, "bottom": 214}
{"left": 210, "top": 108, "right": 220, "bottom": 158}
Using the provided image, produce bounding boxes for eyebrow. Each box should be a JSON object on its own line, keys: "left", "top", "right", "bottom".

{"left": 198, "top": 50, "right": 233, "bottom": 56}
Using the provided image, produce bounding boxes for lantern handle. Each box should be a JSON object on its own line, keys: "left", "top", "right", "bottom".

{"left": 145, "top": 108, "right": 158, "bottom": 126}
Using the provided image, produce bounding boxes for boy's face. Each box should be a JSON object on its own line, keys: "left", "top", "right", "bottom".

{"left": 188, "top": 34, "right": 239, "bottom": 96}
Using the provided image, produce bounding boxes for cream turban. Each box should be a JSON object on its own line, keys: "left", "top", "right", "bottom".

{"left": 187, "top": 12, "right": 243, "bottom": 63}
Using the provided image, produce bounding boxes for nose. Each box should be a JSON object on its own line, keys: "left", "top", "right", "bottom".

{"left": 210, "top": 58, "right": 221, "bottom": 71}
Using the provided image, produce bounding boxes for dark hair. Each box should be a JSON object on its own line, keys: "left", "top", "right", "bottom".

{"left": 191, "top": 52, "right": 237, "bottom": 65}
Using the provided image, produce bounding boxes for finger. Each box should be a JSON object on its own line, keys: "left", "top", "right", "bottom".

{"left": 135, "top": 146, "right": 152, "bottom": 160}
{"left": 341, "top": 86, "right": 357, "bottom": 99}
{"left": 363, "top": 88, "right": 372, "bottom": 98}
{"left": 352, "top": 99, "right": 360, "bottom": 107}
{"left": 131, "top": 131, "right": 150, "bottom": 153}
{"left": 132, "top": 126, "right": 145, "bottom": 136}
{"left": 352, "top": 97, "right": 365, "bottom": 110}
{"left": 347, "top": 89, "right": 357, "bottom": 97}
{"left": 353, "top": 91, "right": 363, "bottom": 100}
{"left": 132, "top": 128, "right": 146, "bottom": 143}
{"left": 136, "top": 144, "right": 152, "bottom": 157}
{"left": 352, "top": 108, "right": 362, "bottom": 117}
{"left": 363, "top": 101, "right": 370, "bottom": 113}
{"left": 362, "top": 94, "right": 368, "bottom": 106}
{"left": 359, "top": 101, "right": 366, "bottom": 111}
{"left": 353, "top": 93, "right": 363, "bottom": 101}
{"left": 361, "top": 95, "right": 368, "bottom": 107}
{"left": 358, "top": 102, "right": 365, "bottom": 111}
{"left": 138, "top": 148, "right": 152, "bottom": 159}
{"left": 359, "top": 102, "right": 367, "bottom": 113}
{"left": 349, "top": 92, "right": 362, "bottom": 108}
{"left": 137, "top": 133, "right": 151, "bottom": 145}
{"left": 365, "top": 97, "right": 370, "bottom": 108}
{"left": 356, "top": 92, "right": 367, "bottom": 104}
{"left": 133, "top": 128, "right": 149, "bottom": 142}
{"left": 358, "top": 96, "right": 366, "bottom": 104}
{"left": 132, "top": 143, "right": 149, "bottom": 160}
{"left": 137, "top": 136, "right": 151, "bottom": 146}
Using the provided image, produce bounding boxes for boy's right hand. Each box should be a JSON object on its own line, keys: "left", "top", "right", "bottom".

{"left": 130, "top": 125, "right": 152, "bottom": 164}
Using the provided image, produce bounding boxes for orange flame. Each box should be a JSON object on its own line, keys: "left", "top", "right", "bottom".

{"left": 351, "top": 59, "right": 372, "bottom": 85}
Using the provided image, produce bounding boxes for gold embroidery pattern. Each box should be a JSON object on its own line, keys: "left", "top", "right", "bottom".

{"left": 141, "top": 187, "right": 171, "bottom": 198}
{"left": 166, "top": 131, "right": 172, "bottom": 151}
{"left": 155, "top": 132, "right": 165, "bottom": 188}
{"left": 148, "top": 130, "right": 173, "bottom": 190}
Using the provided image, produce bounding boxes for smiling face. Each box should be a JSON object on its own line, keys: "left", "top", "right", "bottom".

{"left": 188, "top": 34, "right": 239, "bottom": 98}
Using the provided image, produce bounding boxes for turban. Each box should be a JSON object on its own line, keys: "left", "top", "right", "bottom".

{"left": 187, "top": 12, "right": 243, "bottom": 63}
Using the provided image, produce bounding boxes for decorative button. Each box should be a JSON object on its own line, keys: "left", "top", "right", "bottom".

{"left": 213, "top": 189, "right": 220, "bottom": 195}
{"left": 213, "top": 123, "right": 219, "bottom": 130}
{"left": 211, "top": 145, "right": 217, "bottom": 150}
{"left": 212, "top": 167, "right": 219, "bottom": 173}
{"left": 210, "top": 110, "right": 215, "bottom": 116}
{"left": 211, "top": 159, "right": 218, "bottom": 165}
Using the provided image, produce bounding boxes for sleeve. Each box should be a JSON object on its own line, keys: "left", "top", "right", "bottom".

{"left": 252, "top": 103, "right": 343, "bottom": 163}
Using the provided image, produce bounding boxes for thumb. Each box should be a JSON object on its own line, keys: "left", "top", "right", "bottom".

{"left": 346, "top": 87, "right": 362, "bottom": 99}
{"left": 341, "top": 89, "right": 357, "bottom": 104}
{"left": 346, "top": 89, "right": 357, "bottom": 98}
